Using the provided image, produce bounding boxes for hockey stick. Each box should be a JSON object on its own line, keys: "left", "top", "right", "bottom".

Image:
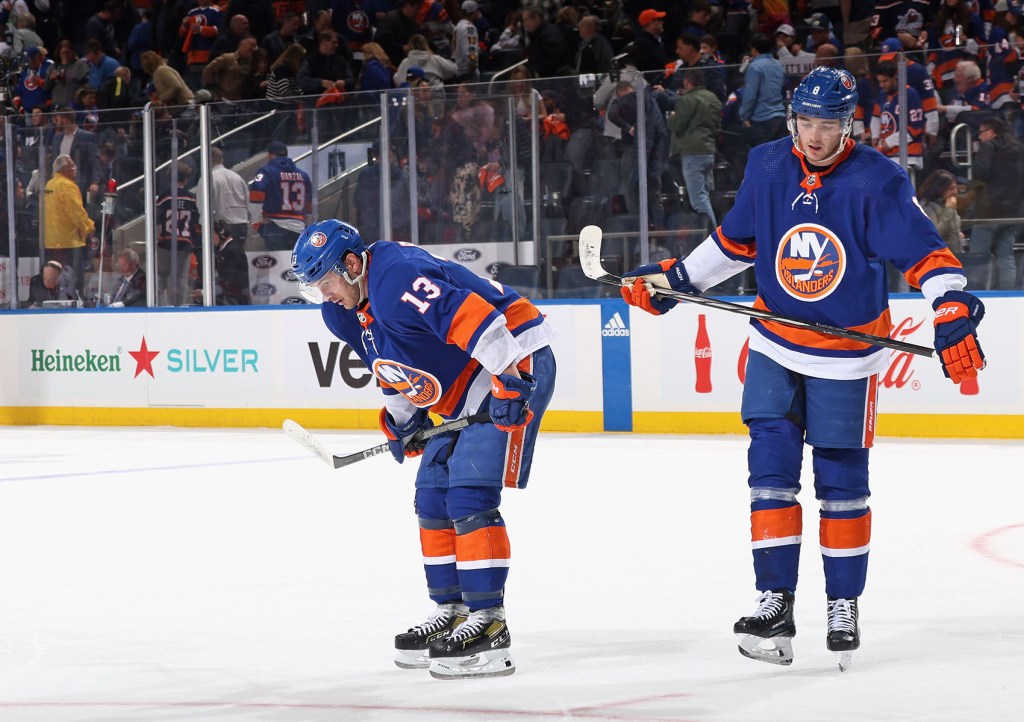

{"left": 578, "top": 225, "right": 934, "bottom": 358}
{"left": 283, "top": 412, "right": 492, "bottom": 470}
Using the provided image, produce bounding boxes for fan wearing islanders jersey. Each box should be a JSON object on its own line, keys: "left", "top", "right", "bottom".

{"left": 291, "top": 220, "right": 556, "bottom": 681}
{"left": 620, "top": 67, "right": 985, "bottom": 671}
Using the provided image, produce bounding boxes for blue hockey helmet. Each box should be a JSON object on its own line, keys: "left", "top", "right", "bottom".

{"left": 291, "top": 219, "right": 367, "bottom": 302}
{"left": 790, "top": 67, "right": 858, "bottom": 120}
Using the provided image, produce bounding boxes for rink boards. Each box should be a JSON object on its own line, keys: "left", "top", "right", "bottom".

{"left": 1, "top": 295, "right": 1022, "bottom": 438}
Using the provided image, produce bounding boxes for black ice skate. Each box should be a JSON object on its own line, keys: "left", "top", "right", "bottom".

{"left": 394, "top": 602, "right": 468, "bottom": 669}
{"left": 427, "top": 605, "right": 515, "bottom": 679}
{"left": 826, "top": 596, "right": 860, "bottom": 672}
{"left": 734, "top": 590, "right": 797, "bottom": 665}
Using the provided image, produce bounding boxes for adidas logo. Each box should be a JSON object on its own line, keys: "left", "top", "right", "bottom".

{"left": 602, "top": 312, "right": 630, "bottom": 337}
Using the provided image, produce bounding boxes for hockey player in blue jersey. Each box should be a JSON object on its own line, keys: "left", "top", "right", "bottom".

{"left": 250, "top": 141, "right": 313, "bottom": 251}
{"left": 291, "top": 220, "right": 557, "bottom": 679}
{"left": 619, "top": 67, "right": 985, "bottom": 670}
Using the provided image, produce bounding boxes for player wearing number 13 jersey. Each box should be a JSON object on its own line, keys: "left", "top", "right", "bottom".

{"left": 620, "top": 67, "right": 986, "bottom": 670}
{"left": 291, "top": 219, "right": 556, "bottom": 680}
{"left": 249, "top": 140, "right": 312, "bottom": 251}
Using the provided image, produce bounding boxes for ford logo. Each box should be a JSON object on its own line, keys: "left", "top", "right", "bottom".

{"left": 281, "top": 296, "right": 307, "bottom": 304}
{"left": 252, "top": 255, "right": 278, "bottom": 269}
{"left": 252, "top": 283, "right": 277, "bottom": 296}
{"left": 280, "top": 268, "right": 299, "bottom": 282}
{"left": 485, "top": 262, "right": 503, "bottom": 276}
{"left": 454, "top": 248, "right": 481, "bottom": 262}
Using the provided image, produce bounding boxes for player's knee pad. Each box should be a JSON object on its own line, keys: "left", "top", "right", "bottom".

{"left": 812, "top": 447, "right": 870, "bottom": 502}
{"left": 747, "top": 418, "right": 804, "bottom": 496}
{"left": 414, "top": 486, "right": 450, "bottom": 521}
{"left": 446, "top": 485, "right": 502, "bottom": 521}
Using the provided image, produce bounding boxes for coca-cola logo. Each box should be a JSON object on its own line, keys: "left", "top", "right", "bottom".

{"left": 694, "top": 347, "right": 711, "bottom": 358}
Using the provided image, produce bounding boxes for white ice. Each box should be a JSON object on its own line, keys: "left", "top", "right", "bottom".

{"left": 0, "top": 426, "right": 1021, "bottom": 722}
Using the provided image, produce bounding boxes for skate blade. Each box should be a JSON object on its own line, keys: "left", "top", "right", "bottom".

{"left": 394, "top": 649, "right": 430, "bottom": 669}
{"left": 835, "top": 650, "right": 854, "bottom": 671}
{"left": 736, "top": 634, "right": 794, "bottom": 666}
{"left": 428, "top": 649, "right": 516, "bottom": 680}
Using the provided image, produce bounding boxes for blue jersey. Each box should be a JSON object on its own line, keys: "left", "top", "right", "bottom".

{"left": 16, "top": 58, "right": 53, "bottom": 112}
{"left": 321, "top": 241, "right": 555, "bottom": 421}
{"left": 249, "top": 157, "right": 312, "bottom": 224}
{"left": 683, "top": 138, "right": 965, "bottom": 379}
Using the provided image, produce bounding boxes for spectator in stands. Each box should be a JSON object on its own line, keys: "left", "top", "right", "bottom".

{"left": 250, "top": 140, "right": 313, "bottom": 252}
{"left": 918, "top": 169, "right": 964, "bottom": 253}
{"left": 140, "top": 51, "right": 194, "bottom": 108}
{"left": 522, "top": 5, "right": 571, "bottom": 78}
{"left": 394, "top": 33, "right": 457, "bottom": 87}
{"left": 297, "top": 29, "right": 355, "bottom": 97}
{"left": 775, "top": 23, "right": 814, "bottom": 79}
{"left": 454, "top": 1, "right": 482, "bottom": 82}
{"left": 26, "top": 260, "right": 77, "bottom": 308}
{"left": 667, "top": 68, "right": 722, "bottom": 233}
{"left": 668, "top": 33, "right": 727, "bottom": 102}
{"left": 44, "top": 155, "right": 95, "bottom": 288}
{"left": 608, "top": 81, "right": 670, "bottom": 230}
{"left": 261, "top": 11, "right": 301, "bottom": 65}
{"left": 356, "top": 42, "right": 396, "bottom": 95}
{"left": 813, "top": 43, "right": 841, "bottom": 68}
{"left": 192, "top": 219, "right": 251, "bottom": 306}
{"left": 84, "top": 1, "right": 123, "bottom": 58}
{"left": 156, "top": 161, "right": 201, "bottom": 305}
{"left": 631, "top": 8, "right": 669, "bottom": 74}
{"left": 99, "top": 66, "right": 133, "bottom": 128}
{"left": 10, "top": 11, "right": 45, "bottom": 58}
{"left": 14, "top": 46, "right": 54, "bottom": 114}
{"left": 266, "top": 44, "right": 305, "bottom": 103}
{"left": 492, "top": 10, "right": 522, "bottom": 52}
{"left": 417, "top": 0, "right": 454, "bottom": 58}
{"left": 73, "top": 86, "right": 100, "bottom": 126}
{"left": 738, "top": 33, "right": 786, "bottom": 168}
{"left": 683, "top": 2, "right": 712, "bottom": 39}
{"left": 84, "top": 40, "right": 121, "bottom": 93}
{"left": 203, "top": 35, "right": 260, "bottom": 102}
{"left": 576, "top": 15, "right": 613, "bottom": 75}
{"left": 464, "top": 0, "right": 490, "bottom": 43}
{"left": 804, "top": 12, "right": 843, "bottom": 56}
{"left": 300, "top": 9, "right": 333, "bottom": 55}
{"left": 878, "top": 37, "right": 940, "bottom": 145}
{"left": 555, "top": 6, "right": 580, "bottom": 62}
{"left": 50, "top": 109, "right": 101, "bottom": 202}
{"left": 47, "top": 40, "right": 89, "bottom": 110}
{"left": 210, "top": 146, "right": 250, "bottom": 245}
{"left": 211, "top": 13, "right": 250, "bottom": 60}
{"left": 125, "top": 9, "right": 152, "bottom": 97}
{"left": 180, "top": 0, "right": 223, "bottom": 86}
{"left": 375, "top": 0, "right": 424, "bottom": 66}
{"left": 970, "top": 117, "right": 1020, "bottom": 289}
{"left": 451, "top": 83, "right": 496, "bottom": 160}
{"left": 109, "top": 248, "right": 147, "bottom": 307}
{"left": 938, "top": 60, "right": 990, "bottom": 125}
{"left": 842, "top": 0, "right": 876, "bottom": 50}
{"left": 871, "top": 61, "right": 925, "bottom": 174}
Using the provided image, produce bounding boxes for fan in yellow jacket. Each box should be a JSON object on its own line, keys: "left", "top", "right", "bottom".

{"left": 44, "top": 154, "right": 95, "bottom": 281}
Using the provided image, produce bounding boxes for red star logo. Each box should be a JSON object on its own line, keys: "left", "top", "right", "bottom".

{"left": 129, "top": 337, "right": 160, "bottom": 378}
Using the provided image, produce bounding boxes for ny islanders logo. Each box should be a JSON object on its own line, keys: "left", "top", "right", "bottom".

{"left": 310, "top": 231, "right": 328, "bottom": 247}
{"left": 776, "top": 223, "right": 846, "bottom": 300}
{"left": 373, "top": 359, "right": 442, "bottom": 407}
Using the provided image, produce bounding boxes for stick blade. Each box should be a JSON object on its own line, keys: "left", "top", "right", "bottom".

{"left": 578, "top": 225, "right": 615, "bottom": 283}
{"left": 282, "top": 419, "right": 339, "bottom": 468}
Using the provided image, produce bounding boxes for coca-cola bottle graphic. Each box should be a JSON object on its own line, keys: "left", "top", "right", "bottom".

{"left": 960, "top": 376, "right": 979, "bottom": 395}
{"left": 695, "top": 313, "right": 713, "bottom": 393}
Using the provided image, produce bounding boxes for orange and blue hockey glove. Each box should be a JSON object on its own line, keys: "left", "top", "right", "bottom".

{"left": 490, "top": 372, "right": 537, "bottom": 432}
{"left": 379, "top": 407, "right": 434, "bottom": 463}
{"left": 620, "top": 258, "right": 698, "bottom": 316}
{"left": 933, "top": 290, "right": 985, "bottom": 384}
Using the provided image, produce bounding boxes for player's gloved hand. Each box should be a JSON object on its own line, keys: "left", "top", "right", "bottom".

{"left": 379, "top": 407, "right": 434, "bottom": 463}
{"left": 933, "top": 290, "right": 985, "bottom": 384}
{"left": 490, "top": 372, "right": 537, "bottom": 432}
{"left": 619, "top": 258, "right": 699, "bottom": 316}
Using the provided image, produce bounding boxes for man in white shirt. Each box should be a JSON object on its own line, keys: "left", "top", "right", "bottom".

{"left": 453, "top": 1, "right": 481, "bottom": 82}
{"left": 210, "top": 146, "right": 251, "bottom": 246}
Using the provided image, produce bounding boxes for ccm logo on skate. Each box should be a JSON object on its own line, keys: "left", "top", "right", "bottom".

{"left": 776, "top": 223, "right": 847, "bottom": 301}
{"left": 602, "top": 312, "right": 630, "bottom": 337}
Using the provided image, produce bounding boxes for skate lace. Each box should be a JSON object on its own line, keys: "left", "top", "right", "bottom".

{"left": 827, "top": 598, "right": 857, "bottom": 634}
{"left": 410, "top": 603, "right": 462, "bottom": 635}
{"left": 448, "top": 608, "right": 498, "bottom": 643}
{"left": 751, "top": 590, "right": 786, "bottom": 620}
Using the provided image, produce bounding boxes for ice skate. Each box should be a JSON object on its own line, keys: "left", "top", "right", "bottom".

{"left": 826, "top": 596, "right": 860, "bottom": 671}
{"left": 734, "top": 590, "right": 796, "bottom": 665}
{"left": 394, "top": 602, "right": 468, "bottom": 669}
{"left": 427, "top": 605, "right": 515, "bottom": 679}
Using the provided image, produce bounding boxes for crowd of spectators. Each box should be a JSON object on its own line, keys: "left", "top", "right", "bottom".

{"left": 3, "top": 0, "right": 1024, "bottom": 306}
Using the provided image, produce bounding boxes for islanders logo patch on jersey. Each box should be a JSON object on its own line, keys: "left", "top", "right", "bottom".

{"left": 310, "top": 231, "right": 328, "bottom": 247}
{"left": 775, "top": 223, "right": 847, "bottom": 300}
{"left": 373, "top": 359, "right": 443, "bottom": 407}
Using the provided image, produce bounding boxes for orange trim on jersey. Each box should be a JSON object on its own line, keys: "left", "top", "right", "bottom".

{"left": 716, "top": 226, "right": 756, "bottom": 259}
{"left": 820, "top": 511, "right": 872, "bottom": 550}
{"left": 792, "top": 138, "right": 855, "bottom": 188}
{"left": 448, "top": 293, "right": 496, "bottom": 350}
{"left": 420, "top": 527, "right": 456, "bottom": 558}
{"left": 455, "top": 526, "right": 511, "bottom": 562}
{"left": 751, "top": 505, "right": 802, "bottom": 542}
{"left": 249, "top": 190, "right": 266, "bottom": 203}
{"left": 432, "top": 359, "right": 480, "bottom": 419}
{"left": 752, "top": 297, "right": 892, "bottom": 352}
{"left": 503, "top": 297, "right": 541, "bottom": 332}
{"left": 502, "top": 424, "right": 528, "bottom": 488}
{"left": 904, "top": 248, "right": 962, "bottom": 289}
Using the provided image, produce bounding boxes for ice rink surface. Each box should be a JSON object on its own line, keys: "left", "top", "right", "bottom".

{"left": 0, "top": 425, "right": 1021, "bottom": 722}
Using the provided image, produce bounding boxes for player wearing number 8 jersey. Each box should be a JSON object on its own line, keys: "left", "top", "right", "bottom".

{"left": 619, "top": 67, "right": 986, "bottom": 670}
{"left": 291, "top": 219, "right": 557, "bottom": 679}
{"left": 250, "top": 140, "right": 312, "bottom": 251}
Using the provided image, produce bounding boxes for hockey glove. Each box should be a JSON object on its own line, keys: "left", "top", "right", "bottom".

{"left": 933, "top": 290, "right": 985, "bottom": 384}
{"left": 490, "top": 372, "right": 537, "bottom": 432}
{"left": 379, "top": 407, "right": 434, "bottom": 463}
{"left": 620, "top": 258, "right": 699, "bottom": 316}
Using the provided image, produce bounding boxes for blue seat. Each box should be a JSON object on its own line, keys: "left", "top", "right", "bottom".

{"left": 554, "top": 264, "right": 603, "bottom": 298}
{"left": 495, "top": 264, "right": 544, "bottom": 300}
